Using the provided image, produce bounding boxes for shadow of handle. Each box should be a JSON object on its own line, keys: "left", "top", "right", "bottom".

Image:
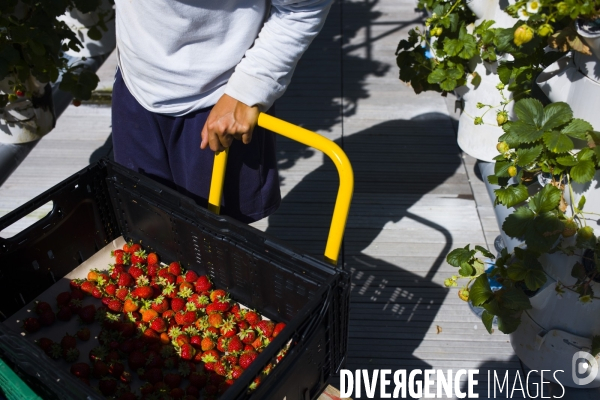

{"left": 207, "top": 113, "right": 354, "bottom": 266}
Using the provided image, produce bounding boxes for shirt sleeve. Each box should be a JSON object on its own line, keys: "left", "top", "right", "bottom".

{"left": 224, "top": 0, "right": 333, "bottom": 111}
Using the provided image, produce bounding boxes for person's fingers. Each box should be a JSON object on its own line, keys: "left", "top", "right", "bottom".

{"left": 241, "top": 130, "right": 253, "bottom": 145}
{"left": 200, "top": 123, "right": 209, "bottom": 150}
{"left": 207, "top": 130, "right": 225, "bottom": 152}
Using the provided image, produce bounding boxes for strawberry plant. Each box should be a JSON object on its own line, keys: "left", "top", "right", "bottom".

{"left": 446, "top": 99, "right": 600, "bottom": 334}
{"left": 0, "top": 0, "right": 113, "bottom": 108}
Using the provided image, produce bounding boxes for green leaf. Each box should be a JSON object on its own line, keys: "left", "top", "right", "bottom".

{"left": 504, "top": 121, "right": 545, "bottom": 143}
{"left": 470, "top": 274, "right": 494, "bottom": 307}
{"left": 516, "top": 145, "right": 542, "bottom": 167}
{"left": 556, "top": 154, "right": 578, "bottom": 166}
{"left": 562, "top": 118, "right": 592, "bottom": 140}
{"left": 542, "top": 130, "right": 574, "bottom": 153}
{"left": 499, "top": 288, "right": 532, "bottom": 311}
{"left": 571, "top": 262, "right": 587, "bottom": 281}
{"left": 514, "top": 98, "right": 544, "bottom": 127}
{"left": 577, "top": 195, "right": 586, "bottom": 212}
{"left": 503, "top": 207, "right": 535, "bottom": 238}
{"left": 529, "top": 184, "right": 562, "bottom": 214}
{"left": 523, "top": 269, "right": 547, "bottom": 291}
{"left": 506, "top": 262, "right": 528, "bottom": 281}
{"left": 526, "top": 212, "right": 564, "bottom": 253}
{"left": 494, "top": 160, "right": 512, "bottom": 178}
{"left": 481, "top": 310, "right": 494, "bottom": 334}
{"left": 471, "top": 72, "right": 481, "bottom": 87}
{"left": 446, "top": 246, "right": 475, "bottom": 268}
{"left": 495, "top": 184, "right": 529, "bottom": 208}
{"left": 440, "top": 79, "right": 458, "bottom": 92}
{"left": 443, "top": 38, "right": 463, "bottom": 57}
{"left": 571, "top": 160, "right": 596, "bottom": 183}
{"left": 459, "top": 262, "right": 474, "bottom": 277}
{"left": 496, "top": 315, "right": 521, "bottom": 334}
{"left": 577, "top": 148, "right": 594, "bottom": 161}
{"left": 475, "top": 245, "right": 495, "bottom": 260}
{"left": 427, "top": 68, "right": 447, "bottom": 84}
{"left": 541, "top": 102, "right": 573, "bottom": 131}
{"left": 497, "top": 63, "right": 512, "bottom": 84}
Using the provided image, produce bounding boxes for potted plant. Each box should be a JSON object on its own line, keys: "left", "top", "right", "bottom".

{"left": 0, "top": 0, "right": 113, "bottom": 143}
{"left": 396, "top": 0, "right": 599, "bottom": 161}
{"left": 445, "top": 98, "right": 600, "bottom": 388}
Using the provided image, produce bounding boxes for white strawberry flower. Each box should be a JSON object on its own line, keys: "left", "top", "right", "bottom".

{"left": 517, "top": 7, "right": 529, "bottom": 21}
{"left": 526, "top": 0, "right": 540, "bottom": 14}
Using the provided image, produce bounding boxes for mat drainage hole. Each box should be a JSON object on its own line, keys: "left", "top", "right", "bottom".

{"left": 32, "top": 260, "right": 40, "bottom": 271}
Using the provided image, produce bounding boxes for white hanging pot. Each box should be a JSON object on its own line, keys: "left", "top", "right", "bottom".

{"left": 456, "top": 60, "right": 514, "bottom": 162}
{"left": 510, "top": 311, "right": 600, "bottom": 388}
{"left": 567, "top": 170, "right": 600, "bottom": 237}
{"left": 58, "top": 0, "right": 116, "bottom": 58}
{"left": 466, "top": 0, "right": 517, "bottom": 28}
{"left": 537, "top": 54, "right": 600, "bottom": 130}
{"left": 0, "top": 75, "right": 55, "bottom": 144}
{"left": 576, "top": 18, "right": 600, "bottom": 60}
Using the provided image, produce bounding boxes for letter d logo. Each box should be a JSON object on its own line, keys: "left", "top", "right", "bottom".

{"left": 572, "top": 351, "right": 599, "bottom": 386}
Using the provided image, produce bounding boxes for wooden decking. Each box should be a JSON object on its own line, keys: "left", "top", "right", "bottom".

{"left": 3, "top": 1, "right": 597, "bottom": 399}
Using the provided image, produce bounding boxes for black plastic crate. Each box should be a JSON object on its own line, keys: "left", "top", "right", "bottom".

{"left": 0, "top": 159, "right": 349, "bottom": 400}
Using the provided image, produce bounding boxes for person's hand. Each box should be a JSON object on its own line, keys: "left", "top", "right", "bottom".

{"left": 200, "top": 94, "right": 260, "bottom": 152}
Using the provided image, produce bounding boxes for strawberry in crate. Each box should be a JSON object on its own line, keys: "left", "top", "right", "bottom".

{"left": 30, "top": 241, "right": 291, "bottom": 398}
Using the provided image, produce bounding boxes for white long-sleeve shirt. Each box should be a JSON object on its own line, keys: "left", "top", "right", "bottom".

{"left": 115, "top": 0, "right": 332, "bottom": 116}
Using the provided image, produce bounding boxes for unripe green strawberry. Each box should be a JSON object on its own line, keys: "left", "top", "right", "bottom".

{"left": 458, "top": 288, "right": 469, "bottom": 301}
{"left": 514, "top": 25, "right": 534, "bottom": 46}
{"left": 538, "top": 24, "right": 553, "bottom": 37}
{"left": 474, "top": 117, "right": 483, "bottom": 125}
{"left": 578, "top": 226, "right": 595, "bottom": 240}
{"left": 496, "top": 111, "right": 508, "bottom": 126}
{"left": 556, "top": 2, "right": 569, "bottom": 15}
{"left": 496, "top": 141, "right": 509, "bottom": 154}
{"left": 508, "top": 166, "right": 517, "bottom": 177}
{"left": 562, "top": 219, "right": 577, "bottom": 238}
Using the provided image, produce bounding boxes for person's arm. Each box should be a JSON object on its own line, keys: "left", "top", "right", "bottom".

{"left": 201, "top": 0, "right": 333, "bottom": 152}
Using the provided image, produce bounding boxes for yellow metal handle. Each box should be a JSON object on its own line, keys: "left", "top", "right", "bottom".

{"left": 208, "top": 113, "right": 354, "bottom": 266}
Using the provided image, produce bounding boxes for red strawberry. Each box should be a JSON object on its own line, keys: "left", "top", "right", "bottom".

{"left": 64, "top": 347, "right": 80, "bottom": 362}
{"left": 89, "top": 346, "right": 107, "bottom": 363}
{"left": 178, "top": 344, "right": 195, "bottom": 361}
{"left": 56, "top": 306, "right": 73, "bottom": 321}
{"left": 128, "top": 264, "right": 145, "bottom": 279}
{"left": 168, "top": 261, "right": 182, "bottom": 276}
{"left": 99, "top": 377, "right": 118, "bottom": 396}
{"left": 171, "top": 298, "right": 186, "bottom": 312}
{"left": 201, "top": 335, "right": 216, "bottom": 351}
{"left": 70, "top": 362, "right": 90, "bottom": 379}
{"left": 208, "top": 313, "right": 223, "bottom": 328}
{"left": 239, "top": 350, "right": 258, "bottom": 369}
{"left": 201, "top": 349, "right": 219, "bottom": 365}
{"left": 227, "top": 336, "right": 244, "bottom": 354}
{"left": 110, "top": 263, "right": 126, "bottom": 279}
{"left": 186, "top": 385, "right": 200, "bottom": 397}
{"left": 150, "top": 318, "right": 167, "bottom": 333}
{"left": 112, "top": 249, "right": 129, "bottom": 264}
{"left": 91, "top": 286, "right": 103, "bottom": 299}
{"left": 104, "top": 283, "right": 117, "bottom": 296}
{"left": 231, "top": 365, "right": 244, "bottom": 380}
{"left": 69, "top": 279, "right": 82, "bottom": 291}
{"left": 61, "top": 333, "right": 77, "bottom": 350}
{"left": 117, "top": 322, "right": 136, "bottom": 338}
{"left": 77, "top": 327, "right": 91, "bottom": 341}
{"left": 190, "top": 335, "right": 203, "bottom": 349}
{"left": 195, "top": 276, "right": 212, "bottom": 292}
{"left": 34, "top": 301, "right": 52, "bottom": 315}
{"left": 256, "top": 320, "right": 275, "bottom": 338}
{"left": 80, "top": 280, "right": 96, "bottom": 295}
{"left": 214, "top": 358, "right": 229, "bottom": 377}
{"left": 108, "top": 361, "right": 125, "bottom": 378}
{"left": 115, "top": 287, "right": 129, "bottom": 301}
{"left": 151, "top": 297, "right": 169, "bottom": 313}
{"left": 117, "top": 272, "right": 134, "bottom": 287}
{"left": 58, "top": 293, "right": 73, "bottom": 309}
{"left": 273, "top": 322, "right": 286, "bottom": 337}
{"left": 127, "top": 351, "right": 146, "bottom": 370}
{"left": 79, "top": 304, "right": 96, "bottom": 324}
{"left": 230, "top": 303, "right": 243, "bottom": 321}
{"left": 147, "top": 263, "right": 160, "bottom": 277}
{"left": 131, "top": 286, "right": 153, "bottom": 299}
{"left": 164, "top": 372, "right": 182, "bottom": 389}
{"left": 170, "top": 388, "right": 185, "bottom": 399}
{"left": 39, "top": 310, "right": 56, "bottom": 326}
{"left": 127, "top": 243, "right": 141, "bottom": 254}
{"left": 185, "top": 270, "right": 198, "bottom": 283}
{"left": 217, "top": 336, "right": 229, "bottom": 353}
{"left": 238, "top": 328, "right": 256, "bottom": 345}
{"left": 107, "top": 299, "right": 123, "bottom": 313}
{"left": 142, "top": 328, "right": 161, "bottom": 343}
{"left": 93, "top": 360, "right": 109, "bottom": 378}
{"left": 146, "top": 252, "right": 158, "bottom": 265}
{"left": 209, "top": 289, "right": 227, "bottom": 303}
{"left": 244, "top": 310, "right": 260, "bottom": 326}
{"left": 130, "top": 249, "right": 146, "bottom": 265}
{"left": 206, "top": 301, "right": 230, "bottom": 314}
{"left": 37, "top": 337, "right": 54, "bottom": 353}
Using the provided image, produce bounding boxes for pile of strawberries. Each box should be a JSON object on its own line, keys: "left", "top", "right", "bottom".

{"left": 23, "top": 242, "right": 288, "bottom": 399}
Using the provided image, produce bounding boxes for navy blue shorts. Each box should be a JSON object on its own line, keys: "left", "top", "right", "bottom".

{"left": 111, "top": 69, "right": 281, "bottom": 223}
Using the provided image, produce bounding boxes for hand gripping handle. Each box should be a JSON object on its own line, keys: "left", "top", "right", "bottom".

{"left": 207, "top": 113, "right": 354, "bottom": 266}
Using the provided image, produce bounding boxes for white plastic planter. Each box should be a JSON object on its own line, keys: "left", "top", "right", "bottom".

{"left": 456, "top": 60, "right": 514, "bottom": 162}
{"left": 537, "top": 54, "right": 600, "bottom": 130}
{"left": 58, "top": 0, "right": 115, "bottom": 58}
{"left": 568, "top": 171, "right": 600, "bottom": 238}
{"left": 511, "top": 311, "right": 600, "bottom": 388}
{"left": 0, "top": 76, "right": 55, "bottom": 144}
{"left": 466, "top": 0, "right": 517, "bottom": 28}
